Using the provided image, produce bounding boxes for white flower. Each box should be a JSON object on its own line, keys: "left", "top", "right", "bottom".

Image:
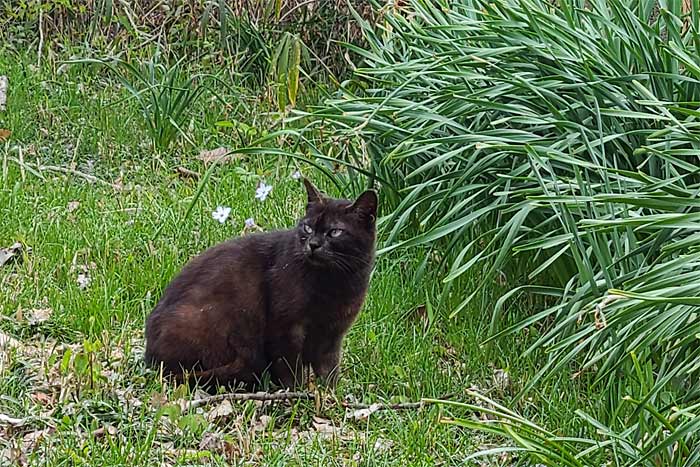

{"left": 212, "top": 206, "right": 231, "bottom": 224}
{"left": 291, "top": 170, "right": 302, "bottom": 180}
{"left": 244, "top": 217, "right": 256, "bottom": 229}
{"left": 77, "top": 273, "right": 91, "bottom": 290}
{"left": 255, "top": 182, "right": 273, "bottom": 202}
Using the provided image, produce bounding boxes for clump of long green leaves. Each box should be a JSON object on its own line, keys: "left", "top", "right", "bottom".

{"left": 71, "top": 53, "right": 218, "bottom": 151}
{"left": 265, "top": 0, "right": 700, "bottom": 462}
{"left": 429, "top": 390, "right": 700, "bottom": 466}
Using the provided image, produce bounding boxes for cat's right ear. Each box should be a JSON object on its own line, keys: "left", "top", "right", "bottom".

{"left": 303, "top": 178, "right": 324, "bottom": 205}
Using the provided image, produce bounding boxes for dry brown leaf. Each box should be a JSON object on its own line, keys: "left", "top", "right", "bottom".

{"left": 150, "top": 392, "right": 168, "bottom": 408}
{"left": 0, "top": 242, "right": 27, "bottom": 267}
{"left": 373, "top": 437, "right": 394, "bottom": 453}
{"left": 253, "top": 414, "right": 272, "bottom": 433}
{"left": 30, "top": 392, "right": 53, "bottom": 406}
{"left": 0, "top": 129, "right": 10, "bottom": 141}
{"left": 28, "top": 307, "right": 52, "bottom": 325}
{"left": 491, "top": 368, "right": 511, "bottom": 392}
{"left": 197, "top": 147, "right": 244, "bottom": 165}
{"left": 197, "top": 147, "right": 230, "bottom": 163}
{"left": 0, "top": 446, "right": 23, "bottom": 466}
{"left": 199, "top": 432, "right": 240, "bottom": 459}
{"left": 22, "top": 427, "right": 54, "bottom": 452}
{"left": 349, "top": 403, "right": 382, "bottom": 420}
{"left": 207, "top": 400, "right": 234, "bottom": 421}
{"left": 311, "top": 416, "right": 340, "bottom": 439}
{"left": 91, "top": 425, "right": 117, "bottom": 439}
{"left": 0, "top": 331, "right": 20, "bottom": 370}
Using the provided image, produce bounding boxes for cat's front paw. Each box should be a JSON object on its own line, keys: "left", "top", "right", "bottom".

{"left": 271, "top": 358, "right": 304, "bottom": 390}
{"left": 317, "top": 369, "right": 340, "bottom": 389}
{"left": 313, "top": 360, "right": 340, "bottom": 389}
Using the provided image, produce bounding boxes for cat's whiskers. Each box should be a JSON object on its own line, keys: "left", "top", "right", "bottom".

{"left": 327, "top": 251, "right": 372, "bottom": 275}
{"left": 331, "top": 250, "right": 372, "bottom": 267}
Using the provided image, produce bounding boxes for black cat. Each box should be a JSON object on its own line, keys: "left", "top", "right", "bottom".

{"left": 145, "top": 179, "right": 377, "bottom": 389}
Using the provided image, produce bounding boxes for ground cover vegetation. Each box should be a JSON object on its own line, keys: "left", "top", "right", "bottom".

{"left": 1, "top": 0, "right": 699, "bottom": 465}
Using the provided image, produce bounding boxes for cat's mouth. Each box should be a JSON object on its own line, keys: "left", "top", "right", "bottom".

{"left": 304, "top": 249, "right": 329, "bottom": 266}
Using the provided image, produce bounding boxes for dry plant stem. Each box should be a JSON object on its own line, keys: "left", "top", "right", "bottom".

{"left": 19, "top": 146, "right": 25, "bottom": 182}
{"left": 342, "top": 401, "right": 424, "bottom": 410}
{"left": 185, "top": 391, "right": 314, "bottom": 409}
{"left": 34, "top": 163, "right": 125, "bottom": 191}
{"left": 37, "top": 7, "right": 44, "bottom": 69}
{"left": 175, "top": 166, "right": 201, "bottom": 179}
{"left": 0, "top": 413, "right": 26, "bottom": 426}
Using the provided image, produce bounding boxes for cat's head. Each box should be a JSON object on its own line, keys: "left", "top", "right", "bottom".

{"left": 296, "top": 178, "right": 377, "bottom": 272}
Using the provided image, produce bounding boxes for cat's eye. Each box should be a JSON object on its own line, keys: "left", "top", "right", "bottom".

{"left": 303, "top": 224, "right": 313, "bottom": 234}
{"left": 329, "top": 228, "right": 343, "bottom": 238}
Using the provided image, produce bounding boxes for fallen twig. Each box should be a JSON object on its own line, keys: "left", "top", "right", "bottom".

{"left": 185, "top": 391, "right": 314, "bottom": 410}
{"left": 37, "top": 164, "right": 126, "bottom": 191}
{"left": 175, "top": 166, "right": 200, "bottom": 179}
{"left": 9, "top": 158, "right": 126, "bottom": 191}
{"left": 0, "top": 413, "right": 27, "bottom": 426}
{"left": 342, "top": 401, "right": 424, "bottom": 410}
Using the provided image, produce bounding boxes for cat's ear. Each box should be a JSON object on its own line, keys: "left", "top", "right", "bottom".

{"left": 303, "top": 178, "right": 324, "bottom": 205}
{"left": 349, "top": 190, "right": 378, "bottom": 223}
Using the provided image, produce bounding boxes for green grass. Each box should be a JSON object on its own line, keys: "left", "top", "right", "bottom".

{"left": 0, "top": 51, "right": 589, "bottom": 465}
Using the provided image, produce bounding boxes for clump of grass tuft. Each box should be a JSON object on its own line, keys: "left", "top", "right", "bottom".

{"left": 69, "top": 53, "right": 223, "bottom": 152}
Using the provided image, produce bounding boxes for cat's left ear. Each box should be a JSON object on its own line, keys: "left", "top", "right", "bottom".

{"left": 349, "top": 190, "right": 378, "bottom": 223}
{"left": 303, "top": 178, "right": 324, "bottom": 205}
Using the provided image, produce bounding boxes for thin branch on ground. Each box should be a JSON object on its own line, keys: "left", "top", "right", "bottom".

{"left": 12, "top": 159, "right": 127, "bottom": 191}
{"left": 342, "top": 401, "right": 424, "bottom": 410}
{"left": 0, "top": 413, "right": 27, "bottom": 426}
{"left": 185, "top": 391, "right": 314, "bottom": 409}
{"left": 37, "top": 8, "right": 44, "bottom": 69}
{"left": 175, "top": 166, "right": 201, "bottom": 179}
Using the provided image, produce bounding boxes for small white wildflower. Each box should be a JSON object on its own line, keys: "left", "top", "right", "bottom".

{"left": 77, "top": 273, "right": 91, "bottom": 290}
{"left": 212, "top": 206, "right": 231, "bottom": 224}
{"left": 255, "top": 182, "right": 273, "bottom": 202}
{"left": 291, "top": 170, "right": 302, "bottom": 180}
{"left": 245, "top": 217, "right": 256, "bottom": 229}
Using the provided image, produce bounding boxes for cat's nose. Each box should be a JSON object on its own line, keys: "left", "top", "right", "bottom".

{"left": 308, "top": 237, "right": 322, "bottom": 251}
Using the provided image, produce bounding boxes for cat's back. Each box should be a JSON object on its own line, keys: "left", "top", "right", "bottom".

{"left": 152, "top": 230, "right": 292, "bottom": 312}
{"left": 144, "top": 229, "right": 294, "bottom": 371}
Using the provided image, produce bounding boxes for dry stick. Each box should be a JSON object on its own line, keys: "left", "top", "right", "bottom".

{"left": 342, "top": 391, "right": 457, "bottom": 412}
{"left": 37, "top": 6, "right": 44, "bottom": 68}
{"left": 0, "top": 413, "right": 27, "bottom": 426}
{"left": 175, "top": 166, "right": 201, "bottom": 179}
{"left": 342, "top": 401, "right": 424, "bottom": 411}
{"left": 185, "top": 391, "right": 314, "bottom": 410}
{"left": 18, "top": 146, "right": 25, "bottom": 183}
{"left": 35, "top": 163, "right": 125, "bottom": 191}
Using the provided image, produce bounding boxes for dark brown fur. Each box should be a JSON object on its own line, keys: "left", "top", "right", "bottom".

{"left": 144, "top": 179, "right": 377, "bottom": 389}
